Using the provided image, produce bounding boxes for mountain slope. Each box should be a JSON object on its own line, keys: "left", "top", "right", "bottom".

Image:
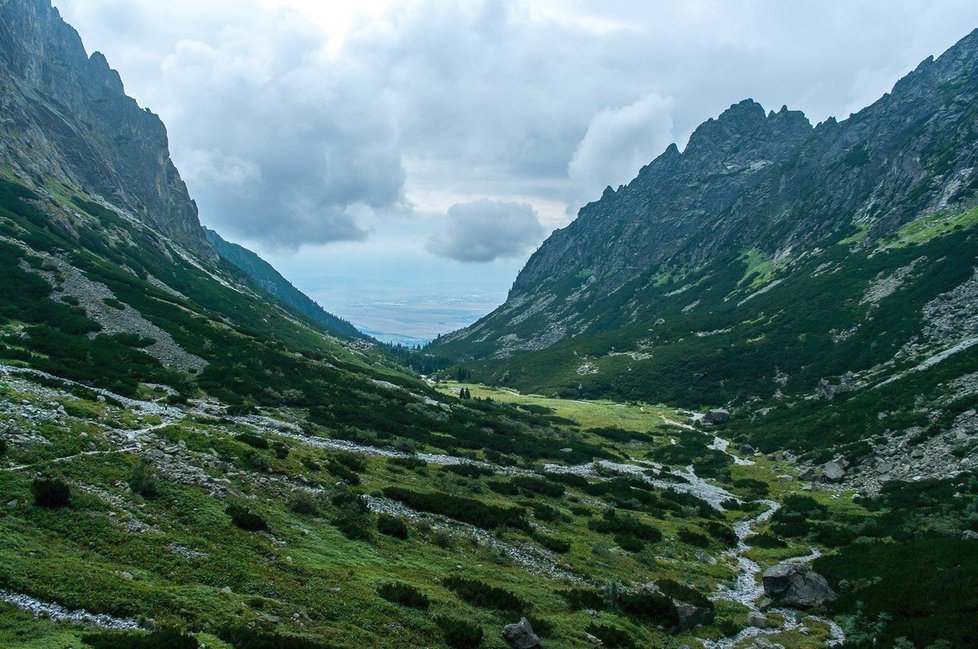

{"left": 204, "top": 227, "right": 367, "bottom": 341}
{"left": 0, "top": 0, "right": 210, "bottom": 254}
{"left": 436, "top": 30, "right": 978, "bottom": 360}
{"left": 429, "top": 30, "right": 978, "bottom": 487}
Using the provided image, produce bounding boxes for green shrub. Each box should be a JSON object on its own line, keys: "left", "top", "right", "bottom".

{"left": 560, "top": 587, "right": 605, "bottom": 611}
{"left": 747, "top": 532, "right": 787, "bottom": 548}
{"left": 532, "top": 531, "right": 571, "bottom": 553}
{"left": 332, "top": 493, "right": 373, "bottom": 541}
{"left": 287, "top": 491, "right": 321, "bottom": 516}
{"left": 618, "top": 589, "right": 678, "bottom": 627}
{"left": 383, "top": 486, "right": 529, "bottom": 531}
{"left": 33, "top": 475, "right": 71, "bottom": 508}
{"left": 226, "top": 503, "right": 268, "bottom": 531}
{"left": 0, "top": 438, "right": 7, "bottom": 457}
{"left": 590, "top": 510, "right": 662, "bottom": 542}
{"left": 678, "top": 528, "right": 711, "bottom": 548}
{"left": 706, "top": 521, "right": 738, "bottom": 547}
{"left": 434, "top": 616, "right": 483, "bottom": 648}
{"left": 236, "top": 433, "right": 269, "bottom": 449}
{"left": 531, "top": 502, "right": 561, "bottom": 522}
{"left": 511, "top": 475, "right": 565, "bottom": 498}
{"left": 377, "top": 514, "right": 408, "bottom": 539}
{"left": 584, "top": 623, "right": 636, "bottom": 649}
{"left": 733, "top": 478, "right": 769, "bottom": 497}
{"left": 443, "top": 463, "right": 493, "bottom": 478}
{"left": 128, "top": 461, "right": 160, "bottom": 499}
{"left": 614, "top": 534, "right": 645, "bottom": 553}
{"left": 442, "top": 576, "right": 525, "bottom": 612}
{"left": 218, "top": 627, "right": 331, "bottom": 649}
{"left": 377, "top": 582, "right": 429, "bottom": 609}
{"left": 82, "top": 629, "right": 199, "bottom": 649}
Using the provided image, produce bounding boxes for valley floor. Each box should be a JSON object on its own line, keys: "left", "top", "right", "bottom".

{"left": 0, "top": 369, "right": 972, "bottom": 648}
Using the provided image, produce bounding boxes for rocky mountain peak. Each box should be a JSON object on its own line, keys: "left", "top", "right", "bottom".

{"left": 0, "top": 0, "right": 212, "bottom": 256}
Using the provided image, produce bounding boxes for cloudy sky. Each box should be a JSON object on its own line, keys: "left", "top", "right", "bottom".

{"left": 53, "top": 0, "right": 978, "bottom": 341}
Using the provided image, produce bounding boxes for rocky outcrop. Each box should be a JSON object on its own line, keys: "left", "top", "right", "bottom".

{"left": 704, "top": 409, "right": 731, "bottom": 425}
{"left": 0, "top": 0, "right": 211, "bottom": 255}
{"left": 762, "top": 563, "right": 836, "bottom": 609}
{"left": 502, "top": 618, "right": 543, "bottom": 649}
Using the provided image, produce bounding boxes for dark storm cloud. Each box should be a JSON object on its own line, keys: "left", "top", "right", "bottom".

{"left": 426, "top": 199, "right": 545, "bottom": 263}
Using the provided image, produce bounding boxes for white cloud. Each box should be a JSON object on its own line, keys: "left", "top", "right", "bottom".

{"left": 426, "top": 199, "right": 545, "bottom": 263}
{"left": 568, "top": 92, "right": 675, "bottom": 205}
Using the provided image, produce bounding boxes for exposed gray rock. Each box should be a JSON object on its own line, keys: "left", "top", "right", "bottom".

{"left": 748, "top": 611, "right": 770, "bottom": 629}
{"left": 762, "top": 563, "right": 837, "bottom": 608}
{"left": 502, "top": 617, "right": 543, "bottom": 649}
{"left": 673, "top": 598, "right": 715, "bottom": 630}
{"left": 0, "top": 0, "right": 212, "bottom": 255}
{"left": 704, "top": 409, "right": 731, "bottom": 425}
{"left": 962, "top": 530, "right": 978, "bottom": 540}
{"left": 821, "top": 461, "right": 846, "bottom": 483}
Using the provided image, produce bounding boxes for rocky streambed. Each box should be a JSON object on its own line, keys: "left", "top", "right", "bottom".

{"left": 0, "top": 590, "right": 143, "bottom": 630}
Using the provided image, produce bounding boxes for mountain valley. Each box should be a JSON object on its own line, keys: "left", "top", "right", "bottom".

{"left": 0, "top": 2, "right": 977, "bottom": 649}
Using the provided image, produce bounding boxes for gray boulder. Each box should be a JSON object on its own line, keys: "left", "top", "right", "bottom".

{"left": 961, "top": 530, "right": 978, "bottom": 541}
{"left": 502, "top": 617, "right": 543, "bottom": 649}
{"left": 704, "top": 409, "right": 731, "bottom": 425}
{"left": 821, "top": 461, "right": 846, "bottom": 483}
{"left": 673, "top": 599, "right": 715, "bottom": 630}
{"left": 762, "top": 563, "right": 836, "bottom": 608}
{"left": 748, "top": 611, "right": 770, "bottom": 629}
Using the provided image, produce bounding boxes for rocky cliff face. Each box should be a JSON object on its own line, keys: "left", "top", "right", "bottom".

{"left": 0, "top": 0, "right": 211, "bottom": 254}
{"left": 438, "top": 29, "right": 978, "bottom": 356}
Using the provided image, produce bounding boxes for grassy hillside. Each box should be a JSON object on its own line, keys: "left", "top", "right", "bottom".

{"left": 430, "top": 207, "right": 978, "bottom": 466}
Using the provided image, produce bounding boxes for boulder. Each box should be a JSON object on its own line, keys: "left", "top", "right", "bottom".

{"left": 704, "top": 409, "right": 731, "bottom": 425}
{"left": 762, "top": 563, "right": 836, "bottom": 608}
{"left": 673, "top": 598, "right": 715, "bottom": 630}
{"left": 961, "top": 530, "right": 978, "bottom": 541}
{"left": 502, "top": 617, "right": 543, "bottom": 649}
{"left": 748, "top": 611, "right": 770, "bottom": 629}
{"left": 821, "top": 461, "right": 846, "bottom": 483}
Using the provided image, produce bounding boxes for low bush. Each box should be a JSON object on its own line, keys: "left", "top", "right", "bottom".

{"left": 33, "top": 475, "right": 71, "bottom": 508}
{"left": 236, "top": 433, "right": 269, "bottom": 449}
{"left": 82, "top": 629, "right": 199, "bottom": 649}
{"left": 746, "top": 532, "right": 787, "bottom": 548}
{"left": 0, "top": 438, "right": 7, "bottom": 457}
{"left": 128, "top": 461, "right": 161, "bottom": 499}
{"left": 332, "top": 493, "right": 373, "bottom": 541}
{"left": 226, "top": 503, "right": 268, "bottom": 531}
{"left": 434, "top": 616, "right": 483, "bottom": 648}
{"left": 377, "top": 582, "right": 429, "bottom": 609}
{"left": 383, "top": 486, "right": 529, "bottom": 531}
{"left": 511, "top": 475, "right": 565, "bottom": 498}
{"left": 532, "top": 532, "right": 571, "bottom": 553}
{"left": 733, "top": 478, "right": 769, "bottom": 498}
{"left": 590, "top": 510, "right": 662, "bottom": 543}
{"left": 218, "top": 627, "right": 332, "bottom": 649}
{"left": 287, "top": 491, "right": 322, "bottom": 516}
{"left": 560, "top": 587, "right": 605, "bottom": 611}
{"left": 584, "top": 623, "right": 636, "bottom": 649}
{"left": 443, "top": 463, "right": 493, "bottom": 478}
{"left": 377, "top": 514, "right": 408, "bottom": 539}
{"left": 442, "top": 576, "right": 525, "bottom": 612}
{"left": 678, "top": 528, "right": 711, "bottom": 548}
{"left": 706, "top": 521, "right": 738, "bottom": 547}
{"left": 618, "top": 589, "right": 678, "bottom": 627}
